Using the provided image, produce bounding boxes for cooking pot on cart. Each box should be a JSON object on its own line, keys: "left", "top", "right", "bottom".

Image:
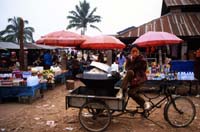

{"left": 76, "top": 72, "right": 120, "bottom": 96}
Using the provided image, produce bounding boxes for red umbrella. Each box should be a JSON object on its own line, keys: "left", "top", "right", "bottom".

{"left": 36, "top": 30, "right": 85, "bottom": 47}
{"left": 133, "top": 31, "right": 183, "bottom": 47}
{"left": 80, "top": 35, "right": 126, "bottom": 50}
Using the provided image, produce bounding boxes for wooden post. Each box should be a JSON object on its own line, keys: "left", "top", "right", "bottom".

{"left": 61, "top": 50, "right": 66, "bottom": 70}
{"left": 19, "top": 17, "right": 25, "bottom": 71}
{"left": 106, "top": 50, "right": 112, "bottom": 66}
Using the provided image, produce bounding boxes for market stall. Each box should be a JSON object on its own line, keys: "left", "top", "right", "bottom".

{"left": 0, "top": 65, "right": 68, "bottom": 103}
{"left": 145, "top": 60, "right": 199, "bottom": 95}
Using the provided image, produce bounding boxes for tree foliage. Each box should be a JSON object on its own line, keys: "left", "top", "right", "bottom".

{"left": 66, "top": 0, "right": 101, "bottom": 35}
{"left": 0, "top": 17, "right": 35, "bottom": 44}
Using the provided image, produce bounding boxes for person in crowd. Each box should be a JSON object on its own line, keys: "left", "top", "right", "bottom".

{"left": 33, "top": 57, "right": 42, "bottom": 66}
{"left": 117, "top": 52, "right": 126, "bottom": 72}
{"left": 38, "top": 51, "right": 44, "bottom": 66}
{"left": 52, "top": 50, "right": 60, "bottom": 66}
{"left": 43, "top": 50, "right": 53, "bottom": 69}
{"left": 163, "top": 57, "right": 171, "bottom": 73}
{"left": 12, "top": 59, "right": 20, "bottom": 70}
{"left": 10, "top": 51, "right": 18, "bottom": 67}
{"left": 86, "top": 54, "right": 91, "bottom": 64}
{"left": 112, "top": 51, "right": 118, "bottom": 63}
{"left": 121, "top": 47, "right": 147, "bottom": 111}
{"left": 28, "top": 50, "right": 39, "bottom": 66}
{"left": 71, "top": 54, "right": 81, "bottom": 79}
{"left": 0, "top": 56, "right": 9, "bottom": 69}
{"left": 97, "top": 51, "right": 104, "bottom": 63}
{"left": 194, "top": 48, "right": 200, "bottom": 81}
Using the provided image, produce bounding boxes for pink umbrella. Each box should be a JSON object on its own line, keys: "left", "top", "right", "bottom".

{"left": 80, "top": 35, "right": 126, "bottom": 50}
{"left": 36, "top": 30, "right": 85, "bottom": 47}
{"left": 133, "top": 31, "right": 183, "bottom": 47}
{"left": 133, "top": 31, "right": 183, "bottom": 65}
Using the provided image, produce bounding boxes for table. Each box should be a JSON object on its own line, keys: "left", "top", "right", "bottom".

{"left": 0, "top": 83, "right": 45, "bottom": 103}
{"left": 145, "top": 79, "right": 199, "bottom": 95}
{"left": 54, "top": 70, "right": 69, "bottom": 84}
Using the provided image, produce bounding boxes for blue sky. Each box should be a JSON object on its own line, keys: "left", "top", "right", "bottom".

{"left": 0, "top": 0, "right": 162, "bottom": 40}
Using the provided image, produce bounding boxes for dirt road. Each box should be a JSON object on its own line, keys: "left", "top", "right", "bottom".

{"left": 0, "top": 81, "right": 200, "bottom": 132}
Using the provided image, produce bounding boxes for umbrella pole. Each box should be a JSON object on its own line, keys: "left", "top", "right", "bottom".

{"left": 158, "top": 48, "right": 162, "bottom": 68}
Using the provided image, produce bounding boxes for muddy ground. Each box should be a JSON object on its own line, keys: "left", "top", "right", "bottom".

{"left": 0, "top": 80, "right": 200, "bottom": 132}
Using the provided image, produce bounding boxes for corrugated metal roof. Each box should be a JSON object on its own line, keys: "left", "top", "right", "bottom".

{"left": 164, "top": 0, "right": 200, "bottom": 6}
{"left": 117, "top": 25, "right": 136, "bottom": 35}
{"left": 118, "top": 12, "right": 200, "bottom": 38}
{"left": 0, "top": 42, "right": 58, "bottom": 49}
{"left": 25, "top": 43, "right": 58, "bottom": 49}
{"left": 0, "top": 42, "right": 26, "bottom": 49}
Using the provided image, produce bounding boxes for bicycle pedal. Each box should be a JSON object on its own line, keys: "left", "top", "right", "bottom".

{"left": 136, "top": 106, "right": 142, "bottom": 109}
{"left": 137, "top": 108, "right": 144, "bottom": 113}
{"left": 129, "top": 110, "right": 137, "bottom": 116}
{"left": 157, "top": 105, "right": 161, "bottom": 108}
{"left": 141, "top": 110, "right": 149, "bottom": 118}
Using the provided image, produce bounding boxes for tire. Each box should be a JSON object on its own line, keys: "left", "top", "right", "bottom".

{"left": 164, "top": 96, "right": 196, "bottom": 127}
{"left": 79, "top": 101, "right": 111, "bottom": 132}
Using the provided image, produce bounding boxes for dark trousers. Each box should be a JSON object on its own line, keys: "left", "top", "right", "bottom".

{"left": 121, "top": 70, "right": 145, "bottom": 108}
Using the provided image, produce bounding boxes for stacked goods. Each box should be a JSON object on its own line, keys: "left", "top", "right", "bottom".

{"left": 50, "top": 66, "right": 62, "bottom": 76}
{"left": 0, "top": 80, "right": 13, "bottom": 86}
{"left": 42, "top": 70, "right": 55, "bottom": 83}
{"left": 195, "top": 49, "right": 200, "bottom": 57}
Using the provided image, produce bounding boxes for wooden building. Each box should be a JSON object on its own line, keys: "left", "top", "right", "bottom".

{"left": 117, "top": 0, "right": 200, "bottom": 60}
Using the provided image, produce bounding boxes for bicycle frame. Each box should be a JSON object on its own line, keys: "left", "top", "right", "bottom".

{"left": 123, "top": 79, "right": 178, "bottom": 115}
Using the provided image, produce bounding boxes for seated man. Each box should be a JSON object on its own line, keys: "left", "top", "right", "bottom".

{"left": 121, "top": 47, "right": 147, "bottom": 110}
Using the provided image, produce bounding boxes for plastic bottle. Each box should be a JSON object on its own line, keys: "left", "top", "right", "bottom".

{"left": 182, "top": 72, "right": 186, "bottom": 80}
{"left": 191, "top": 72, "right": 194, "bottom": 80}
{"left": 188, "top": 72, "right": 192, "bottom": 80}
{"left": 177, "top": 72, "right": 181, "bottom": 80}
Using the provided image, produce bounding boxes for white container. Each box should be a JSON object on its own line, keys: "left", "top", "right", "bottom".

{"left": 111, "top": 62, "right": 119, "bottom": 72}
{"left": 27, "top": 76, "right": 39, "bottom": 86}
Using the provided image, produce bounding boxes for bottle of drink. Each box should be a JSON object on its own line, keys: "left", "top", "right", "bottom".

{"left": 191, "top": 72, "right": 194, "bottom": 80}
{"left": 174, "top": 71, "right": 178, "bottom": 80}
{"left": 177, "top": 72, "right": 181, "bottom": 80}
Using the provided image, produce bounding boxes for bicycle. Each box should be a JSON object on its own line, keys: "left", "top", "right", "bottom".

{"left": 66, "top": 79, "right": 196, "bottom": 132}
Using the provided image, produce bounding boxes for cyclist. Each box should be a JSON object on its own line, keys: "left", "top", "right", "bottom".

{"left": 121, "top": 47, "right": 147, "bottom": 111}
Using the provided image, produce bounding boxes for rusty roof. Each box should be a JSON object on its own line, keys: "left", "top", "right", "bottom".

{"left": 117, "top": 12, "right": 200, "bottom": 38}
{"left": 164, "top": 0, "right": 200, "bottom": 6}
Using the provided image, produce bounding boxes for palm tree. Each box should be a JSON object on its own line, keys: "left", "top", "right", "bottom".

{"left": 1, "top": 17, "right": 35, "bottom": 43}
{"left": 66, "top": 0, "right": 101, "bottom": 35}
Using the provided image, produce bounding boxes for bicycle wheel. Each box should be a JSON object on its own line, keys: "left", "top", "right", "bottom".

{"left": 164, "top": 96, "right": 196, "bottom": 127}
{"left": 79, "top": 101, "right": 111, "bottom": 132}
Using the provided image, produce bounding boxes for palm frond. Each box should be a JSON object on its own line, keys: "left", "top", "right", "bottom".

{"left": 90, "top": 25, "right": 101, "bottom": 32}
